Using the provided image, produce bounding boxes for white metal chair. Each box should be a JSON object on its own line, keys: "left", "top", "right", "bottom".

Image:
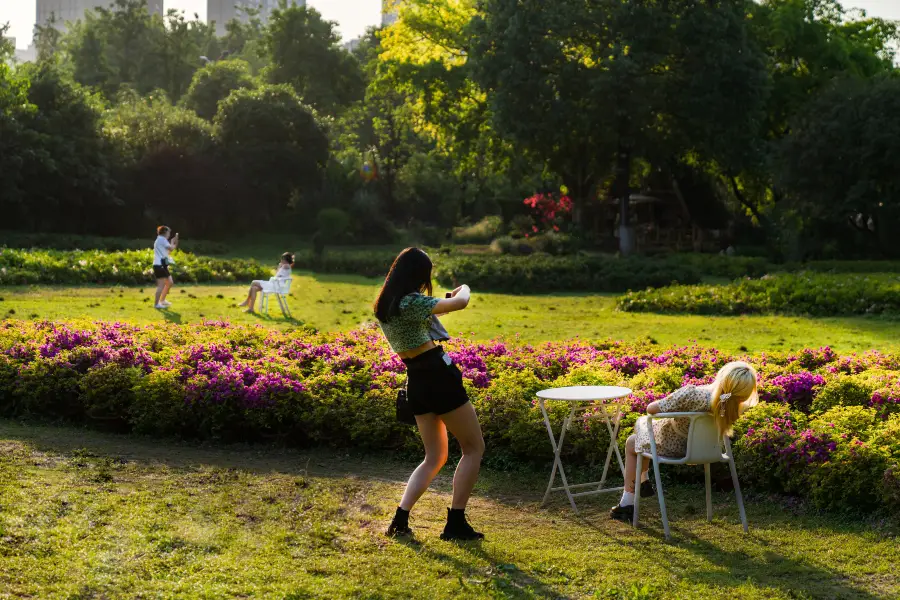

{"left": 633, "top": 412, "right": 748, "bottom": 539}
{"left": 260, "top": 277, "right": 293, "bottom": 318}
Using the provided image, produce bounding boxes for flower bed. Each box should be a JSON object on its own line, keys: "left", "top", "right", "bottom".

{"left": 617, "top": 272, "right": 900, "bottom": 316}
{"left": 0, "top": 249, "right": 270, "bottom": 285}
{"left": 0, "top": 320, "right": 898, "bottom": 513}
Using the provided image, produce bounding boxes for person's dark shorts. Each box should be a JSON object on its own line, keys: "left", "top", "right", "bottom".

{"left": 403, "top": 347, "right": 469, "bottom": 416}
{"left": 152, "top": 264, "right": 171, "bottom": 279}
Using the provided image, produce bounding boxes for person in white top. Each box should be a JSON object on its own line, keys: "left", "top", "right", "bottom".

{"left": 238, "top": 252, "right": 294, "bottom": 313}
{"left": 152, "top": 226, "right": 179, "bottom": 309}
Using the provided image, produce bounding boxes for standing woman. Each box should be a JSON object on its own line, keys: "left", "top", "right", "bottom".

{"left": 375, "top": 248, "right": 485, "bottom": 540}
{"left": 153, "top": 226, "right": 178, "bottom": 309}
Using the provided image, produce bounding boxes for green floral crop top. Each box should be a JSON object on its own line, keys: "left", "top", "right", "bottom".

{"left": 378, "top": 293, "right": 441, "bottom": 353}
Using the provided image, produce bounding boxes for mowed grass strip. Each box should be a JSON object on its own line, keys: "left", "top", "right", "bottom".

{"left": 3, "top": 273, "right": 900, "bottom": 352}
{"left": 0, "top": 422, "right": 897, "bottom": 599}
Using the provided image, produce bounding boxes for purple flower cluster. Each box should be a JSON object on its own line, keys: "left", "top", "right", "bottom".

{"left": 760, "top": 372, "right": 826, "bottom": 409}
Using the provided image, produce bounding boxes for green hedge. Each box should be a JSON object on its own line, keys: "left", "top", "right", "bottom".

{"left": 0, "top": 249, "right": 270, "bottom": 285}
{"left": 432, "top": 254, "right": 702, "bottom": 294}
{"left": 291, "top": 249, "right": 397, "bottom": 279}
{"left": 0, "top": 231, "right": 228, "bottom": 255}
{"left": 618, "top": 272, "right": 900, "bottom": 316}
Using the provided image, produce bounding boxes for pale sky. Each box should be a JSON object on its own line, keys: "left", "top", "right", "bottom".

{"left": 2, "top": 0, "right": 899, "bottom": 49}
{"left": 1, "top": 0, "right": 383, "bottom": 48}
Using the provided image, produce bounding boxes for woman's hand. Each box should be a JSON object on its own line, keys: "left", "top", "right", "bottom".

{"left": 433, "top": 285, "right": 470, "bottom": 315}
{"left": 646, "top": 401, "right": 660, "bottom": 415}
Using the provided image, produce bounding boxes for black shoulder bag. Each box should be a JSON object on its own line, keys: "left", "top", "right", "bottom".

{"left": 396, "top": 384, "right": 416, "bottom": 425}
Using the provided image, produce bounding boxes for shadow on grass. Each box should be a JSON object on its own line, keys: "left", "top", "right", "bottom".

{"left": 396, "top": 537, "right": 575, "bottom": 599}
{"left": 158, "top": 308, "right": 182, "bottom": 324}
{"left": 0, "top": 421, "right": 892, "bottom": 599}
{"left": 574, "top": 488, "right": 884, "bottom": 600}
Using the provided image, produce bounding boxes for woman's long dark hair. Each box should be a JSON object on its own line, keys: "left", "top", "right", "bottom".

{"left": 374, "top": 248, "right": 433, "bottom": 322}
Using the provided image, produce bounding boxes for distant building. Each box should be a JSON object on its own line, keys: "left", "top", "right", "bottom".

{"left": 36, "top": 1, "right": 163, "bottom": 31}
{"left": 208, "top": 0, "right": 303, "bottom": 36}
{"left": 16, "top": 44, "right": 38, "bottom": 64}
{"left": 382, "top": 0, "right": 400, "bottom": 27}
{"left": 343, "top": 37, "right": 363, "bottom": 53}
{"left": 148, "top": 1, "right": 165, "bottom": 18}
{"left": 36, "top": 0, "right": 107, "bottom": 30}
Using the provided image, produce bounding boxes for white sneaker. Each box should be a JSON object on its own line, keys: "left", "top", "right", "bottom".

{"left": 154, "top": 304, "right": 165, "bottom": 309}
{"left": 161, "top": 301, "right": 172, "bottom": 307}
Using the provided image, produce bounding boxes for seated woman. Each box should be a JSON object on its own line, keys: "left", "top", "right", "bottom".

{"left": 610, "top": 361, "right": 759, "bottom": 522}
{"left": 238, "top": 252, "right": 294, "bottom": 313}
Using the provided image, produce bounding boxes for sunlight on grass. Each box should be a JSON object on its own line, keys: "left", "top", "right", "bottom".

{"left": 2, "top": 273, "right": 900, "bottom": 352}
{"left": 0, "top": 422, "right": 896, "bottom": 599}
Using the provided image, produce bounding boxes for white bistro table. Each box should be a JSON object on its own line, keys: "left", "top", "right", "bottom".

{"left": 536, "top": 385, "right": 632, "bottom": 513}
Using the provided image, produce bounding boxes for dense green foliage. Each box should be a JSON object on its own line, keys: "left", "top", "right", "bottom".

{"left": 433, "top": 255, "right": 702, "bottom": 294}
{"left": 1, "top": 321, "right": 898, "bottom": 515}
{"left": 0, "top": 232, "right": 227, "bottom": 254}
{"left": 618, "top": 272, "right": 900, "bottom": 316}
{"left": 2, "top": 0, "right": 899, "bottom": 257}
{"left": 0, "top": 249, "right": 268, "bottom": 285}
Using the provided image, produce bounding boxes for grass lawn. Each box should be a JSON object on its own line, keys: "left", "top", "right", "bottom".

{"left": 0, "top": 421, "right": 897, "bottom": 599}
{"left": 3, "top": 273, "right": 900, "bottom": 352}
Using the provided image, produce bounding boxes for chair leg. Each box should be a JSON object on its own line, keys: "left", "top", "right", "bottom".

{"left": 632, "top": 453, "right": 642, "bottom": 528}
{"left": 653, "top": 456, "right": 670, "bottom": 540}
{"left": 704, "top": 463, "right": 713, "bottom": 522}
{"left": 729, "top": 457, "right": 749, "bottom": 533}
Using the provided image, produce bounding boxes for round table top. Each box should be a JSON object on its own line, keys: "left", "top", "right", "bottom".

{"left": 536, "top": 385, "right": 632, "bottom": 402}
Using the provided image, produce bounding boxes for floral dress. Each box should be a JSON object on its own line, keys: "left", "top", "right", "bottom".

{"left": 634, "top": 384, "right": 713, "bottom": 457}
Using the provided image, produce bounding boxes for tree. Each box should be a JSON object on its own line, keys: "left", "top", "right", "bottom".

{"left": 0, "top": 61, "right": 118, "bottom": 233}
{"left": 215, "top": 84, "right": 330, "bottom": 223}
{"left": 777, "top": 75, "right": 900, "bottom": 258}
{"left": 470, "top": 0, "right": 769, "bottom": 253}
{"left": 377, "top": 0, "right": 541, "bottom": 222}
{"left": 729, "top": 0, "right": 899, "bottom": 230}
{"left": 262, "top": 2, "right": 364, "bottom": 114}
{"left": 63, "top": 0, "right": 213, "bottom": 101}
{"left": 181, "top": 59, "right": 256, "bottom": 120}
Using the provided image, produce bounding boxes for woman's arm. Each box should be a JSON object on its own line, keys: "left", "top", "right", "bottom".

{"left": 646, "top": 401, "right": 661, "bottom": 415}
{"left": 170, "top": 234, "right": 179, "bottom": 249}
{"left": 432, "top": 285, "right": 470, "bottom": 315}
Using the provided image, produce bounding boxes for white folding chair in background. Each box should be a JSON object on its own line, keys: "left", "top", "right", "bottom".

{"left": 260, "top": 277, "right": 293, "bottom": 318}
{"left": 633, "top": 411, "right": 748, "bottom": 539}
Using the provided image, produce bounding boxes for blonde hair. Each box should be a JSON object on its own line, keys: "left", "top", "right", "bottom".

{"left": 711, "top": 361, "right": 759, "bottom": 437}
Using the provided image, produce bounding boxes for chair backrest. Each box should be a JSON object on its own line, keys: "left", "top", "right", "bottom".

{"left": 268, "top": 277, "right": 292, "bottom": 294}
{"left": 684, "top": 413, "right": 726, "bottom": 464}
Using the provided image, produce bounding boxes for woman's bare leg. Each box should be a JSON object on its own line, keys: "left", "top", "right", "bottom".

{"left": 159, "top": 277, "right": 174, "bottom": 304}
{"left": 246, "top": 283, "right": 262, "bottom": 312}
{"left": 154, "top": 279, "right": 166, "bottom": 305}
{"left": 238, "top": 286, "right": 252, "bottom": 307}
{"left": 624, "top": 434, "right": 650, "bottom": 493}
{"left": 399, "top": 413, "right": 449, "bottom": 510}
{"left": 439, "top": 402, "right": 485, "bottom": 509}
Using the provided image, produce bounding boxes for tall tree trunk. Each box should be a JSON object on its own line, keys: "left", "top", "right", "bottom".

{"left": 725, "top": 174, "right": 765, "bottom": 225}
{"left": 615, "top": 145, "right": 633, "bottom": 255}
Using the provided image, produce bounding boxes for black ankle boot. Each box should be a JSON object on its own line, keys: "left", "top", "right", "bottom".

{"left": 440, "top": 508, "right": 484, "bottom": 541}
{"left": 386, "top": 507, "right": 412, "bottom": 537}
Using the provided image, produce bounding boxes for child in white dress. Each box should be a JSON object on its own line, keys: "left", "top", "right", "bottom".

{"left": 610, "top": 361, "right": 759, "bottom": 522}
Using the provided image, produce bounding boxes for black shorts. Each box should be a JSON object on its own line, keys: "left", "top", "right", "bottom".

{"left": 153, "top": 264, "right": 171, "bottom": 279}
{"left": 403, "top": 347, "right": 470, "bottom": 416}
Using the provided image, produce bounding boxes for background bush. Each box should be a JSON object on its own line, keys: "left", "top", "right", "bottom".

{"left": 618, "top": 273, "right": 900, "bottom": 316}
{"left": 0, "top": 249, "right": 269, "bottom": 285}
{"left": 0, "top": 320, "right": 897, "bottom": 514}
{"left": 0, "top": 231, "right": 227, "bottom": 255}
{"left": 433, "top": 254, "right": 702, "bottom": 294}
